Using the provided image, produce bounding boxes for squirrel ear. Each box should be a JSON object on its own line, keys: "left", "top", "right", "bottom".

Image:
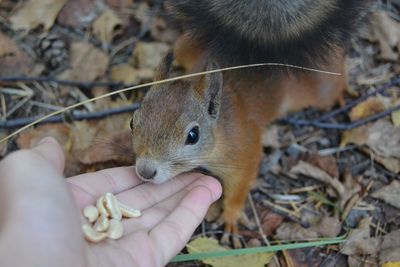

{"left": 196, "top": 62, "right": 223, "bottom": 119}
{"left": 154, "top": 51, "right": 174, "bottom": 81}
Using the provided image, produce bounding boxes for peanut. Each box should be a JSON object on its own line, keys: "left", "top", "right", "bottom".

{"left": 83, "top": 205, "right": 99, "bottom": 223}
{"left": 118, "top": 201, "right": 141, "bottom": 218}
{"left": 93, "top": 213, "right": 110, "bottom": 232}
{"left": 104, "top": 192, "right": 122, "bottom": 220}
{"left": 107, "top": 219, "right": 124, "bottom": 239}
{"left": 82, "top": 192, "right": 141, "bottom": 243}
{"left": 96, "top": 196, "right": 109, "bottom": 217}
{"left": 82, "top": 224, "right": 108, "bottom": 242}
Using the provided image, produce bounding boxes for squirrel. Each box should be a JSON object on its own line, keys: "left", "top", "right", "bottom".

{"left": 129, "top": 0, "right": 367, "bottom": 248}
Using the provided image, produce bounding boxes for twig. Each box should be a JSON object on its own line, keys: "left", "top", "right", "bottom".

{"left": 281, "top": 76, "right": 400, "bottom": 130}
{"left": 248, "top": 193, "right": 281, "bottom": 267}
{"left": 0, "top": 62, "right": 342, "bottom": 143}
{"left": 0, "top": 103, "right": 140, "bottom": 128}
{"left": 281, "top": 104, "right": 400, "bottom": 130}
{"left": 0, "top": 76, "right": 124, "bottom": 89}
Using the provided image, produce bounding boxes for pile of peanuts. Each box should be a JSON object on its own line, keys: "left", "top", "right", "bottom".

{"left": 82, "top": 192, "right": 141, "bottom": 242}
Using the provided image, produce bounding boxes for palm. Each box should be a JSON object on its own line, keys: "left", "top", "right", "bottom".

{"left": 0, "top": 139, "right": 221, "bottom": 267}
{"left": 68, "top": 167, "right": 215, "bottom": 267}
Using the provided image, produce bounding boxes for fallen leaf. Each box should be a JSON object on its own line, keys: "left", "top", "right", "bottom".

{"left": 309, "top": 216, "right": 342, "bottom": 238}
{"left": 187, "top": 237, "right": 274, "bottom": 267}
{"left": 366, "top": 11, "right": 400, "bottom": 61}
{"left": 382, "top": 262, "right": 400, "bottom": 267}
{"left": 16, "top": 124, "right": 71, "bottom": 150}
{"left": 290, "top": 161, "right": 360, "bottom": 208}
{"left": 111, "top": 64, "right": 139, "bottom": 85}
{"left": 341, "top": 121, "right": 400, "bottom": 172}
{"left": 106, "top": 0, "right": 133, "bottom": 9}
{"left": 349, "top": 96, "right": 390, "bottom": 121}
{"left": 287, "top": 248, "right": 323, "bottom": 267}
{"left": 132, "top": 41, "right": 170, "bottom": 70}
{"left": 341, "top": 217, "right": 381, "bottom": 256}
{"left": 369, "top": 150, "right": 400, "bottom": 173}
{"left": 380, "top": 230, "right": 400, "bottom": 264}
{"left": 275, "top": 215, "right": 341, "bottom": 241}
{"left": 260, "top": 210, "right": 284, "bottom": 236}
{"left": 306, "top": 153, "right": 339, "bottom": 178}
{"left": 371, "top": 180, "right": 400, "bottom": 209}
{"left": 9, "top": 0, "right": 67, "bottom": 31}
{"left": 262, "top": 125, "right": 279, "bottom": 148}
{"left": 79, "top": 130, "right": 133, "bottom": 165}
{"left": 0, "top": 32, "right": 34, "bottom": 76}
{"left": 0, "top": 131, "right": 8, "bottom": 157}
{"left": 363, "top": 121, "right": 400, "bottom": 158}
{"left": 58, "top": 42, "right": 109, "bottom": 82}
{"left": 275, "top": 222, "right": 319, "bottom": 240}
{"left": 92, "top": 8, "right": 122, "bottom": 49}
{"left": 391, "top": 100, "right": 400, "bottom": 127}
{"left": 57, "top": 0, "right": 101, "bottom": 28}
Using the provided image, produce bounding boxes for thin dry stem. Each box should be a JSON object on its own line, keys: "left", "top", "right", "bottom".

{"left": 0, "top": 63, "right": 341, "bottom": 143}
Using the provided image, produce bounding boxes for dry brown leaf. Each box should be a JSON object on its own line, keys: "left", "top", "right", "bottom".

{"left": 306, "top": 153, "right": 339, "bottom": 178}
{"left": 79, "top": 130, "right": 132, "bottom": 165}
{"left": 371, "top": 180, "right": 400, "bottom": 209}
{"left": 14, "top": 123, "right": 87, "bottom": 175}
{"left": 341, "top": 217, "right": 381, "bottom": 256}
{"left": 111, "top": 64, "right": 139, "bottom": 85}
{"left": 349, "top": 96, "right": 390, "bottom": 121}
{"left": 276, "top": 215, "right": 341, "bottom": 241}
{"left": 69, "top": 101, "right": 132, "bottom": 165}
{"left": 290, "top": 161, "right": 360, "bottom": 208}
{"left": 367, "top": 11, "right": 400, "bottom": 61}
{"left": 58, "top": 42, "right": 109, "bottom": 82}
{"left": 92, "top": 8, "right": 122, "bottom": 49}
{"left": 0, "top": 32, "right": 34, "bottom": 76}
{"left": 9, "top": 0, "right": 67, "bottom": 31}
{"left": 391, "top": 100, "right": 400, "bottom": 127}
{"left": 364, "top": 121, "right": 400, "bottom": 158}
{"left": 262, "top": 125, "right": 279, "bottom": 148}
{"left": 309, "top": 216, "right": 341, "bottom": 238}
{"left": 16, "top": 124, "right": 71, "bottom": 150}
{"left": 380, "top": 230, "right": 400, "bottom": 264}
{"left": 187, "top": 237, "right": 274, "bottom": 267}
{"left": 132, "top": 41, "right": 170, "bottom": 70}
{"left": 106, "top": 0, "right": 133, "bottom": 9}
{"left": 275, "top": 222, "right": 319, "bottom": 240}
{"left": 57, "top": 0, "right": 101, "bottom": 28}
{"left": 260, "top": 210, "right": 284, "bottom": 236}
{"left": 341, "top": 121, "right": 400, "bottom": 161}
{"left": 0, "top": 131, "right": 8, "bottom": 157}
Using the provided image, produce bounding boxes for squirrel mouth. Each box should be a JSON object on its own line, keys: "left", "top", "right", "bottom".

{"left": 190, "top": 166, "right": 222, "bottom": 183}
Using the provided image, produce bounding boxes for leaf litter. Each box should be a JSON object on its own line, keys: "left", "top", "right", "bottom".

{"left": 0, "top": 1, "right": 400, "bottom": 267}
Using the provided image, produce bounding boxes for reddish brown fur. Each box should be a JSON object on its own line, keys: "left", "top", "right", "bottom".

{"left": 174, "top": 34, "right": 347, "bottom": 246}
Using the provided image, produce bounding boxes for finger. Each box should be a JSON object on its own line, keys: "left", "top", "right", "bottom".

{"left": 121, "top": 178, "right": 222, "bottom": 265}
{"left": 114, "top": 172, "right": 205, "bottom": 211}
{"left": 67, "top": 166, "right": 140, "bottom": 206}
{"left": 121, "top": 176, "right": 220, "bottom": 234}
{"left": 32, "top": 136, "right": 65, "bottom": 174}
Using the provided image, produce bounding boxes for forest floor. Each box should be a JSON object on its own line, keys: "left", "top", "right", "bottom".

{"left": 0, "top": 0, "right": 400, "bottom": 266}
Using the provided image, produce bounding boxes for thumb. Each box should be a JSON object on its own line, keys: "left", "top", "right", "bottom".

{"left": 32, "top": 136, "right": 65, "bottom": 174}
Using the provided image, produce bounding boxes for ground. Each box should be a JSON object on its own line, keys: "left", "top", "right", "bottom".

{"left": 0, "top": 0, "right": 400, "bottom": 266}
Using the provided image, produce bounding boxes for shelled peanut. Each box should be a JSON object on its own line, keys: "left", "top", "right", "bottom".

{"left": 82, "top": 192, "right": 141, "bottom": 243}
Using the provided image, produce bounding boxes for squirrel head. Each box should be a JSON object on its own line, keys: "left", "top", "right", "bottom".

{"left": 131, "top": 52, "right": 223, "bottom": 183}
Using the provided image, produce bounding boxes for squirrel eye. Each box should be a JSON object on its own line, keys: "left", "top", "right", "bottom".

{"left": 129, "top": 118, "right": 134, "bottom": 130}
{"left": 185, "top": 126, "right": 199, "bottom": 145}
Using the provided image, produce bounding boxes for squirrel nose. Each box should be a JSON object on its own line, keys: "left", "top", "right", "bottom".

{"left": 136, "top": 160, "right": 158, "bottom": 180}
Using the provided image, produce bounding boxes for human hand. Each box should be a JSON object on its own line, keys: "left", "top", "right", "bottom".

{"left": 0, "top": 137, "right": 222, "bottom": 267}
